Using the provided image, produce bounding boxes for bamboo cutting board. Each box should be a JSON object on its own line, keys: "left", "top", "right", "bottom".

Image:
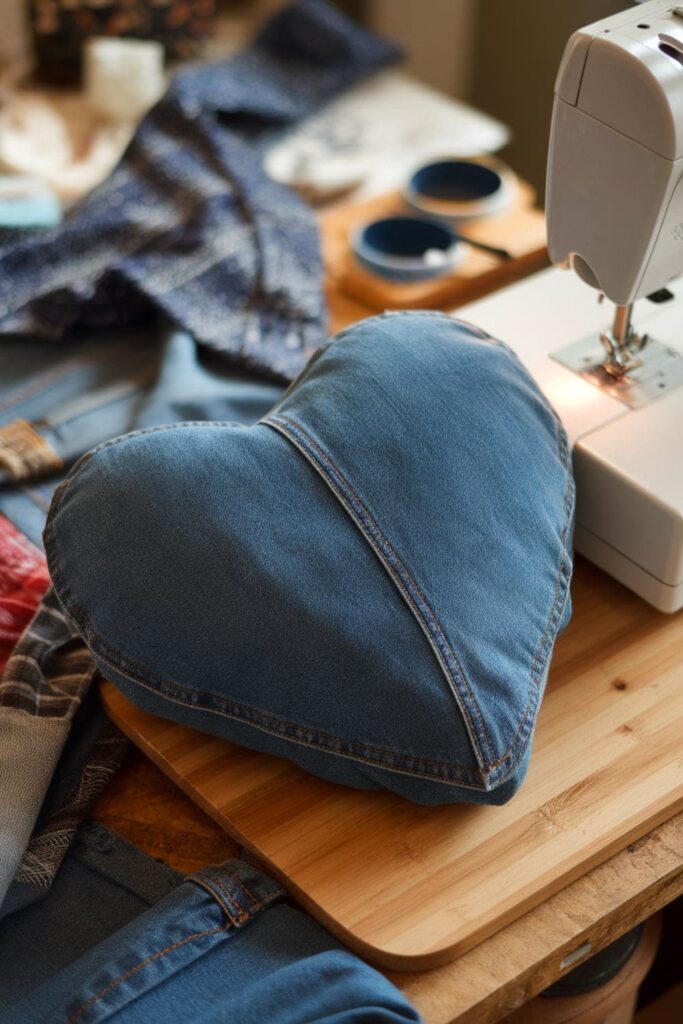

{"left": 101, "top": 560, "right": 683, "bottom": 971}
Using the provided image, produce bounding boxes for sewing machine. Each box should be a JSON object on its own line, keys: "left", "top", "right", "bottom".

{"left": 460, "top": 0, "right": 683, "bottom": 613}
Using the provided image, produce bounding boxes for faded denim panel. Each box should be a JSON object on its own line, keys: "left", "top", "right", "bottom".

{"left": 0, "top": 325, "right": 284, "bottom": 545}
{"left": 266, "top": 312, "right": 574, "bottom": 789}
{"left": 44, "top": 311, "right": 573, "bottom": 805}
{"left": 45, "top": 422, "right": 486, "bottom": 799}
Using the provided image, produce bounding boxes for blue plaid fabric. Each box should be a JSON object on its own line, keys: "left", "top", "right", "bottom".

{"left": 0, "top": 1, "right": 398, "bottom": 381}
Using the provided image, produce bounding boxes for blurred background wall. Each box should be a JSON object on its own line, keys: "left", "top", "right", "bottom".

{"left": 367, "top": 0, "right": 630, "bottom": 200}
{"left": 0, "top": 0, "right": 642, "bottom": 201}
{"left": 1, "top": 0, "right": 30, "bottom": 68}
{"left": 368, "top": 0, "right": 477, "bottom": 99}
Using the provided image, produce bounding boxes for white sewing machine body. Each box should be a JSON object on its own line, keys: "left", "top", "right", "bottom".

{"left": 547, "top": 2, "right": 683, "bottom": 306}
{"left": 458, "top": 268, "right": 683, "bottom": 612}
{"left": 457, "top": 2, "right": 683, "bottom": 614}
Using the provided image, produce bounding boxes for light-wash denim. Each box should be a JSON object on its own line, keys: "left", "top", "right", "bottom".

{"left": 0, "top": 324, "right": 284, "bottom": 547}
{"left": 1, "top": 823, "right": 419, "bottom": 1024}
{"left": 45, "top": 311, "right": 574, "bottom": 806}
{"left": 0, "top": 325, "right": 284, "bottom": 907}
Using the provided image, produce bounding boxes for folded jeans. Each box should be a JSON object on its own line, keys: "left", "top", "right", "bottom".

{"left": 2, "top": 827, "right": 420, "bottom": 1024}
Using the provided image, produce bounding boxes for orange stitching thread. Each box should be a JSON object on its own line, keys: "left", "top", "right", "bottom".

{"left": 489, "top": 425, "right": 574, "bottom": 767}
{"left": 269, "top": 409, "right": 574, "bottom": 777}
{"left": 188, "top": 874, "right": 241, "bottom": 928}
{"left": 43, "top": 420, "right": 490, "bottom": 783}
{"left": 488, "top": 421, "right": 574, "bottom": 765}
{"left": 197, "top": 872, "right": 249, "bottom": 923}
{"left": 269, "top": 414, "right": 496, "bottom": 765}
{"left": 212, "top": 865, "right": 265, "bottom": 907}
{"left": 45, "top": 551, "right": 483, "bottom": 783}
{"left": 201, "top": 869, "right": 275, "bottom": 920}
{"left": 67, "top": 925, "right": 226, "bottom": 1023}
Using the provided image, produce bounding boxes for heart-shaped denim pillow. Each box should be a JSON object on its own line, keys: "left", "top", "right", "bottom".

{"left": 45, "top": 312, "right": 574, "bottom": 805}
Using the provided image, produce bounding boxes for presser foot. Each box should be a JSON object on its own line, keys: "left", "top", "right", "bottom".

{"left": 551, "top": 332, "right": 683, "bottom": 409}
{"left": 598, "top": 328, "right": 647, "bottom": 379}
{"left": 551, "top": 299, "right": 683, "bottom": 408}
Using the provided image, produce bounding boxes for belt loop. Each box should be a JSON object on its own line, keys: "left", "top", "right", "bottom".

{"left": 188, "top": 858, "right": 286, "bottom": 928}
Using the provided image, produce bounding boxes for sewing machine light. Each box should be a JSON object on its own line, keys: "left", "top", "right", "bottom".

{"left": 541, "top": 369, "right": 600, "bottom": 419}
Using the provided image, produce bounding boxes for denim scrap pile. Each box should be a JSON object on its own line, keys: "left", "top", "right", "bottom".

{"left": 0, "top": 1, "right": 398, "bottom": 382}
{"left": 1, "top": 823, "right": 420, "bottom": 1023}
{"left": 0, "top": 0, "right": 398, "bottom": 964}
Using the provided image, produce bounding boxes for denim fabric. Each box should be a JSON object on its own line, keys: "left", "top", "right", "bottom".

{"left": 0, "top": 326, "right": 283, "bottom": 906}
{"left": 0, "top": 822, "right": 182, "bottom": 1002}
{"left": 0, "top": 330, "right": 162, "bottom": 439}
{"left": 0, "top": 324, "right": 285, "bottom": 546}
{"left": 3, "top": 838, "right": 420, "bottom": 1024}
{"left": 45, "top": 311, "right": 574, "bottom": 806}
{"left": 0, "top": 1, "right": 398, "bottom": 382}
{"left": 0, "top": 1, "right": 390, "bottom": 541}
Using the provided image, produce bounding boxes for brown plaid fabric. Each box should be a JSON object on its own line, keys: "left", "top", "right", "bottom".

{"left": 0, "top": 587, "right": 128, "bottom": 913}
{"left": 0, "top": 587, "right": 96, "bottom": 719}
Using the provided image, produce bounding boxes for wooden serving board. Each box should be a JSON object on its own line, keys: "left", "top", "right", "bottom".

{"left": 320, "top": 180, "right": 548, "bottom": 313}
{"left": 101, "top": 560, "right": 683, "bottom": 971}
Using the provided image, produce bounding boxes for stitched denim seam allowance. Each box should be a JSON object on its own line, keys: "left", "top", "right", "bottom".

{"left": 262, "top": 328, "right": 574, "bottom": 783}
{"left": 286, "top": 313, "right": 576, "bottom": 781}
{"left": 62, "top": 637, "right": 487, "bottom": 787}
{"left": 45, "top": 564, "right": 487, "bottom": 784}
{"left": 264, "top": 412, "right": 494, "bottom": 773}
{"left": 44, "top": 423, "right": 495, "bottom": 788}
{"left": 329, "top": 310, "right": 570, "bottom": 427}
{"left": 193, "top": 869, "right": 275, "bottom": 923}
{"left": 187, "top": 876, "right": 243, "bottom": 928}
{"left": 267, "top": 341, "right": 333, "bottom": 412}
{"left": 331, "top": 309, "right": 491, "bottom": 346}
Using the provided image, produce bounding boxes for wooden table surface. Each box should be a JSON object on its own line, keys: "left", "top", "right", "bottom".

{"left": 92, "top": 555, "right": 683, "bottom": 1023}
{"left": 87, "top": 185, "right": 681, "bottom": 1022}
{"left": 86, "top": 136, "right": 680, "bottom": 1016}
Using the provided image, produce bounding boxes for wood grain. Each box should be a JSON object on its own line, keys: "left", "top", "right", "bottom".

{"left": 320, "top": 181, "right": 548, "bottom": 313}
{"left": 101, "top": 559, "right": 683, "bottom": 970}
{"left": 93, "top": 746, "right": 239, "bottom": 874}
{"left": 394, "top": 814, "right": 682, "bottom": 1024}
{"left": 90, "top": 753, "right": 683, "bottom": 1023}
{"left": 503, "top": 911, "right": 661, "bottom": 1022}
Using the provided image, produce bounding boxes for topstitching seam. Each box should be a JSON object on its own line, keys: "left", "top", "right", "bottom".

{"left": 263, "top": 404, "right": 573, "bottom": 778}
{"left": 66, "top": 924, "right": 227, "bottom": 1023}
{"left": 264, "top": 413, "right": 496, "bottom": 770}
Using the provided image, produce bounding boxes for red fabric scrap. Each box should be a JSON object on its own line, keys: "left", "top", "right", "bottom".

{"left": 0, "top": 516, "right": 50, "bottom": 673}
